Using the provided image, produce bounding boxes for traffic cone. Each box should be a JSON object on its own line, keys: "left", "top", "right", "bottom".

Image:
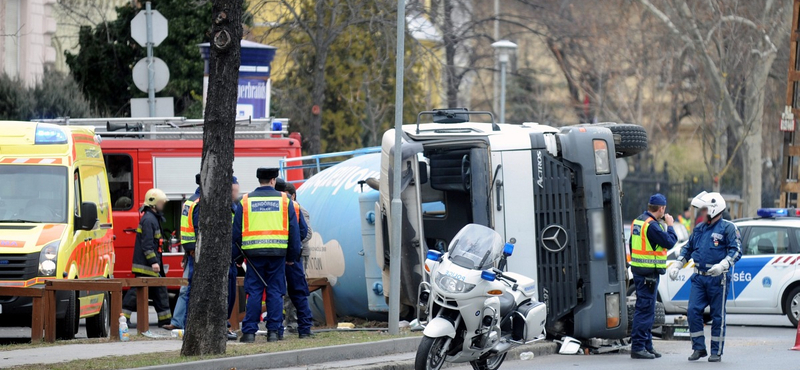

{"left": 792, "top": 321, "right": 800, "bottom": 350}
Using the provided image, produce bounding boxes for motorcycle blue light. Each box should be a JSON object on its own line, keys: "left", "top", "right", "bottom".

{"left": 758, "top": 208, "right": 788, "bottom": 218}
{"left": 503, "top": 243, "right": 514, "bottom": 257}
{"left": 426, "top": 250, "right": 442, "bottom": 261}
{"left": 481, "top": 270, "right": 496, "bottom": 282}
{"left": 35, "top": 124, "right": 68, "bottom": 144}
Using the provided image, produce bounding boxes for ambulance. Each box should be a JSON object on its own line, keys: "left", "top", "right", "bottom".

{"left": 39, "top": 117, "right": 303, "bottom": 306}
{"left": 0, "top": 122, "right": 114, "bottom": 340}
{"left": 660, "top": 208, "right": 800, "bottom": 326}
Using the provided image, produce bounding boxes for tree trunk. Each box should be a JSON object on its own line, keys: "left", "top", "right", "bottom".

{"left": 740, "top": 60, "right": 773, "bottom": 216}
{"left": 309, "top": 49, "right": 327, "bottom": 154}
{"left": 180, "top": 0, "right": 242, "bottom": 357}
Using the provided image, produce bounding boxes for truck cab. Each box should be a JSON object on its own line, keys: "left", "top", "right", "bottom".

{"left": 375, "top": 109, "right": 646, "bottom": 339}
{"left": 0, "top": 122, "right": 113, "bottom": 339}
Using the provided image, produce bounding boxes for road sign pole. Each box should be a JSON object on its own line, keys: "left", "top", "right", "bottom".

{"left": 145, "top": 1, "right": 155, "bottom": 117}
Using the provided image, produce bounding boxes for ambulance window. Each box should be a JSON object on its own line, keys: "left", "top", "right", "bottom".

{"left": 74, "top": 170, "right": 81, "bottom": 216}
{"left": 104, "top": 154, "right": 133, "bottom": 211}
{"left": 744, "top": 227, "right": 789, "bottom": 255}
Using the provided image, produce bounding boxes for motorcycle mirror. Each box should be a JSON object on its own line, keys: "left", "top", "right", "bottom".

{"left": 481, "top": 270, "right": 497, "bottom": 281}
{"left": 426, "top": 250, "right": 443, "bottom": 262}
{"left": 503, "top": 243, "right": 514, "bottom": 257}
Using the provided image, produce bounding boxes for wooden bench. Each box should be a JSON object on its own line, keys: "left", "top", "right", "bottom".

{"left": 44, "top": 280, "right": 124, "bottom": 343}
{"left": 0, "top": 286, "right": 45, "bottom": 342}
{"left": 229, "top": 276, "right": 337, "bottom": 330}
{"left": 118, "top": 277, "right": 188, "bottom": 334}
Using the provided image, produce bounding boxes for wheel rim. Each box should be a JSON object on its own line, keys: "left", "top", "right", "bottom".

{"left": 791, "top": 292, "right": 800, "bottom": 322}
{"left": 427, "top": 337, "right": 447, "bottom": 370}
{"left": 484, "top": 353, "right": 506, "bottom": 370}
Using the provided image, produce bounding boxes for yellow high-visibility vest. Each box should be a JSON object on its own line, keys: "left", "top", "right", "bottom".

{"left": 241, "top": 193, "right": 289, "bottom": 251}
{"left": 180, "top": 197, "right": 199, "bottom": 245}
{"left": 630, "top": 217, "right": 668, "bottom": 269}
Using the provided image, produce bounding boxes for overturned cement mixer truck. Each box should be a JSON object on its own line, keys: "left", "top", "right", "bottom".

{"left": 371, "top": 108, "right": 647, "bottom": 340}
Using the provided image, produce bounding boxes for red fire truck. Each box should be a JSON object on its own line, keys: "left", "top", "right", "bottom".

{"left": 42, "top": 117, "right": 303, "bottom": 304}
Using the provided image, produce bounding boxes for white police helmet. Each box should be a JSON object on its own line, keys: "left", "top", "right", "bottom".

{"left": 691, "top": 191, "right": 727, "bottom": 219}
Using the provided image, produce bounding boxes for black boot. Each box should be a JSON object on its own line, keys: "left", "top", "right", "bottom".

{"left": 299, "top": 332, "right": 314, "bottom": 339}
{"left": 708, "top": 354, "right": 722, "bottom": 362}
{"left": 631, "top": 350, "right": 656, "bottom": 359}
{"left": 688, "top": 350, "right": 708, "bottom": 361}
{"left": 647, "top": 348, "right": 662, "bottom": 358}
{"left": 267, "top": 331, "right": 280, "bottom": 342}
{"left": 239, "top": 333, "right": 255, "bottom": 343}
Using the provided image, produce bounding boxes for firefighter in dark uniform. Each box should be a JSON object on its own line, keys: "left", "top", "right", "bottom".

{"left": 235, "top": 168, "right": 301, "bottom": 343}
{"left": 122, "top": 188, "right": 173, "bottom": 327}
{"left": 629, "top": 193, "right": 677, "bottom": 360}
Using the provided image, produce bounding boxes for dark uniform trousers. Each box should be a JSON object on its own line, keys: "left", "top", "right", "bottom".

{"left": 122, "top": 272, "right": 172, "bottom": 326}
{"left": 243, "top": 256, "right": 286, "bottom": 334}
{"left": 631, "top": 273, "right": 659, "bottom": 352}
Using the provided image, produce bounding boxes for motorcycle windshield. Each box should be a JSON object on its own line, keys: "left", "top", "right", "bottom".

{"left": 447, "top": 224, "right": 504, "bottom": 270}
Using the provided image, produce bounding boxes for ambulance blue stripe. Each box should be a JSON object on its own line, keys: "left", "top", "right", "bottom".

{"left": 670, "top": 256, "right": 774, "bottom": 301}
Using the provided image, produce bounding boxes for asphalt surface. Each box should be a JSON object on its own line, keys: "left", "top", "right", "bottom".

{"left": 0, "top": 306, "right": 171, "bottom": 344}
{"left": 445, "top": 314, "right": 798, "bottom": 370}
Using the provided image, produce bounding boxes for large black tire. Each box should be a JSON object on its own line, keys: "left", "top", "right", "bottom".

{"left": 415, "top": 336, "right": 449, "bottom": 370}
{"left": 654, "top": 302, "right": 666, "bottom": 328}
{"left": 784, "top": 286, "right": 800, "bottom": 327}
{"left": 56, "top": 291, "right": 77, "bottom": 340}
{"left": 86, "top": 293, "right": 110, "bottom": 338}
{"left": 597, "top": 123, "right": 648, "bottom": 158}
{"left": 470, "top": 352, "right": 507, "bottom": 370}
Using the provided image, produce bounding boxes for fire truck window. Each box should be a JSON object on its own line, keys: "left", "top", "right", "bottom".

{"left": 105, "top": 154, "right": 133, "bottom": 211}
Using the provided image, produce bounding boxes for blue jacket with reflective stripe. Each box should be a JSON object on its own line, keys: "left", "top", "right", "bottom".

{"left": 679, "top": 218, "right": 742, "bottom": 271}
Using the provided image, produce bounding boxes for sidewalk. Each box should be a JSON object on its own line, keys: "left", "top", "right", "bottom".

{"left": 1, "top": 340, "right": 182, "bottom": 368}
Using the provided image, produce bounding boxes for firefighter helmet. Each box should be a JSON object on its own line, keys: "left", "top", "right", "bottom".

{"left": 144, "top": 188, "right": 167, "bottom": 207}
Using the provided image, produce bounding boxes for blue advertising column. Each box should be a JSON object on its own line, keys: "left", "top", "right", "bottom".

{"left": 199, "top": 40, "right": 277, "bottom": 119}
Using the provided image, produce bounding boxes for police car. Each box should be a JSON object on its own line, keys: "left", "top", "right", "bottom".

{"left": 660, "top": 208, "right": 800, "bottom": 326}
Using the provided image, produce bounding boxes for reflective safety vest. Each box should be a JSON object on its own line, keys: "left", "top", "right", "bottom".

{"left": 678, "top": 215, "right": 692, "bottom": 231}
{"left": 293, "top": 202, "right": 301, "bottom": 223}
{"left": 241, "top": 193, "right": 290, "bottom": 251}
{"left": 180, "top": 197, "right": 199, "bottom": 245}
{"left": 630, "top": 217, "right": 668, "bottom": 269}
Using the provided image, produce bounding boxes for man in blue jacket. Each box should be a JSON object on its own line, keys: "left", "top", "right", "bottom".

{"left": 669, "top": 191, "right": 741, "bottom": 362}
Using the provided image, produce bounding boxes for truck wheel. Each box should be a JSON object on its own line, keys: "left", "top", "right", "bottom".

{"left": 784, "top": 286, "right": 800, "bottom": 327}
{"left": 86, "top": 293, "right": 110, "bottom": 338}
{"left": 654, "top": 302, "right": 666, "bottom": 328}
{"left": 56, "top": 291, "right": 77, "bottom": 340}
{"left": 597, "top": 123, "right": 647, "bottom": 158}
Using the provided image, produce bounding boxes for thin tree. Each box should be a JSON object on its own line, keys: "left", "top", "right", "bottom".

{"left": 181, "top": 0, "right": 242, "bottom": 356}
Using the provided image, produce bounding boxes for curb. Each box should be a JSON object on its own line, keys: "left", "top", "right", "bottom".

{"left": 347, "top": 341, "right": 558, "bottom": 370}
{"left": 130, "top": 336, "right": 423, "bottom": 370}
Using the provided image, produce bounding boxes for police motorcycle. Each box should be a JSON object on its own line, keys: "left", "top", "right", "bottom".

{"left": 415, "top": 224, "right": 547, "bottom": 370}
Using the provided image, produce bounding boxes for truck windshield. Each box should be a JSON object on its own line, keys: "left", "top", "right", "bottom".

{"left": 447, "top": 224, "right": 504, "bottom": 270}
{"left": 0, "top": 165, "right": 68, "bottom": 223}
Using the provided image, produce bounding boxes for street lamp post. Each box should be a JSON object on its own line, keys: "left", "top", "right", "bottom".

{"left": 492, "top": 40, "right": 517, "bottom": 124}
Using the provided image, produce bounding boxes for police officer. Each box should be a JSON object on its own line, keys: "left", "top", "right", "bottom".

{"left": 235, "top": 168, "right": 301, "bottom": 343}
{"left": 164, "top": 174, "right": 201, "bottom": 331}
{"left": 668, "top": 191, "right": 741, "bottom": 362}
{"left": 629, "top": 193, "right": 677, "bottom": 360}
{"left": 276, "top": 179, "right": 313, "bottom": 338}
{"left": 678, "top": 207, "right": 693, "bottom": 232}
{"left": 122, "top": 188, "right": 173, "bottom": 327}
{"left": 227, "top": 176, "right": 242, "bottom": 340}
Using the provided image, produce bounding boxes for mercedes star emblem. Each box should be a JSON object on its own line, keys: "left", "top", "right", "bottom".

{"left": 541, "top": 225, "right": 568, "bottom": 253}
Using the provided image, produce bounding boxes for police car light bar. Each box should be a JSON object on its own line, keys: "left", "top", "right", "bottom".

{"left": 757, "top": 208, "right": 800, "bottom": 218}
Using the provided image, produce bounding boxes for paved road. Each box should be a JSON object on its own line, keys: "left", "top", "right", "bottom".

{"left": 445, "top": 314, "right": 797, "bottom": 370}
{"left": 0, "top": 306, "right": 171, "bottom": 344}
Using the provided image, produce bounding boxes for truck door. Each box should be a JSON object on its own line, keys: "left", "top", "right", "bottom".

{"left": 732, "top": 226, "right": 795, "bottom": 308}
{"left": 498, "top": 151, "right": 537, "bottom": 282}
{"left": 103, "top": 153, "right": 136, "bottom": 278}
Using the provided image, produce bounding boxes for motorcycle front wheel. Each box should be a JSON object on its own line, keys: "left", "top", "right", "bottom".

{"left": 470, "top": 352, "right": 507, "bottom": 370}
{"left": 415, "top": 335, "right": 449, "bottom": 370}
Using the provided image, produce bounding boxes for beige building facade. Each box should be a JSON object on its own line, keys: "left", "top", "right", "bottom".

{"left": 0, "top": 0, "right": 58, "bottom": 85}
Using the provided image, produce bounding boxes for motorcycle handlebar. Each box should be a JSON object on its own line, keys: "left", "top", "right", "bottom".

{"left": 492, "top": 268, "right": 517, "bottom": 283}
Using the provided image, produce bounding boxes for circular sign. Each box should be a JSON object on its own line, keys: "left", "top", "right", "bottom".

{"left": 616, "top": 158, "right": 628, "bottom": 181}
{"left": 132, "top": 57, "right": 170, "bottom": 93}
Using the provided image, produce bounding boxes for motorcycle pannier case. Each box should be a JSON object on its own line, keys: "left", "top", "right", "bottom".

{"left": 512, "top": 300, "right": 547, "bottom": 342}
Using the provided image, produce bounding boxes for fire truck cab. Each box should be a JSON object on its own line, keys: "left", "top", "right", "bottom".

{"left": 40, "top": 117, "right": 303, "bottom": 303}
